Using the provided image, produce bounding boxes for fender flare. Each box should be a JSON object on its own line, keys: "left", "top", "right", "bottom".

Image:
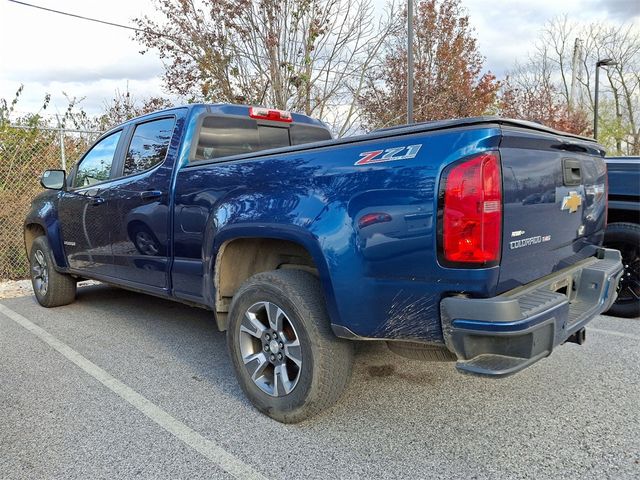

{"left": 204, "top": 223, "right": 343, "bottom": 329}
{"left": 24, "top": 207, "right": 68, "bottom": 270}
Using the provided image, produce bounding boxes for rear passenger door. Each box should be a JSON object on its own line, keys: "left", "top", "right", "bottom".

{"left": 108, "top": 114, "right": 182, "bottom": 291}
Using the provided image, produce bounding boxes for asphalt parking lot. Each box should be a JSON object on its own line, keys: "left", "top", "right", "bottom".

{"left": 1, "top": 284, "right": 638, "bottom": 479}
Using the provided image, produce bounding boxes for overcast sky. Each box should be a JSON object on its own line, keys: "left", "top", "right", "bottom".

{"left": 0, "top": 0, "right": 638, "bottom": 117}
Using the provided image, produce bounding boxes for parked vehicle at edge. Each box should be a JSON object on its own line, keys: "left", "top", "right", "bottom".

{"left": 25, "top": 104, "right": 624, "bottom": 422}
{"left": 604, "top": 156, "right": 640, "bottom": 318}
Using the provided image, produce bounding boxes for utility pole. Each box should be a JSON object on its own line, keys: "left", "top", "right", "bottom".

{"left": 569, "top": 38, "right": 583, "bottom": 111}
{"left": 407, "top": 0, "right": 414, "bottom": 124}
{"left": 56, "top": 114, "right": 66, "bottom": 171}
{"left": 594, "top": 58, "right": 617, "bottom": 141}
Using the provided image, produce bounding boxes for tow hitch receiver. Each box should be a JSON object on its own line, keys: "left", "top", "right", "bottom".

{"left": 565, "top": 328, "right": 586, "bottom": 345}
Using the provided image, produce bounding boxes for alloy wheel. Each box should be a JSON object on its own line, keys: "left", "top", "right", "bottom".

{"left": 32, "top": 249, "right": 48, "bottom": 296}
{"left": 238, "top": 301, "right": 302, "bottom": 397}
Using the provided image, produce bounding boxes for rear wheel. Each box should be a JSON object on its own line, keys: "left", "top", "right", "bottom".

{"left": 603, "top": 222, "right": 640, "bottom": 318}
{"left": 29, "top": 236, "right": 76, "bottom": 307}
{"left": 227, "top": 269, "right": 354, "bottom": 423}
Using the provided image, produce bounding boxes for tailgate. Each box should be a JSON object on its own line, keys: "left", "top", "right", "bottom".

{"left": 497, "top": 126, "right": 607, "bottom": 292}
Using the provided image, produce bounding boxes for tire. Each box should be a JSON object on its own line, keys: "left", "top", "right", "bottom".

{"left": 29, "top": 236, "right": 76, "bottom": 308}
{"left": 387, "top": 341, "right": 457, "bottom": 361}
{"left": 603, "top": 222, "right": 640, "bottom": 318}
{"left": 226, "top": 269, "right": 354, "bottom": 423}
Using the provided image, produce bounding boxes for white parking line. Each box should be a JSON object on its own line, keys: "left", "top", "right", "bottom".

{"left": 588, "top": 326, "right": 640, "bottom": 341}
{"left": 0, "top": 303, "right": 267, "bottom": 480}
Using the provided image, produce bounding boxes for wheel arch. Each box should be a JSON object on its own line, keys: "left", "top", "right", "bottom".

{"left": 210, "top": 225, "right": 341, "bottom": 332}
{"left": 24, "top": 192, "right": 68, "bottom": 270}
{"left": 24, "top": 222, "right": 46, "bottom": 258}
{"left": 23, "top": 220, "right": 67, "bottom": 269}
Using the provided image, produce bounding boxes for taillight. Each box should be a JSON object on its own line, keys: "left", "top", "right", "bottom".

{"left": 439, "top": 151, "right": 502, "bottom": 267}
{"left": 249, "top": 106, "right": 293, "bottom": 123}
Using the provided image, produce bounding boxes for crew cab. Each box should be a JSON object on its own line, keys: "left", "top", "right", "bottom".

{"left": 25, "top": 104, "right": 623, "bottom": 422}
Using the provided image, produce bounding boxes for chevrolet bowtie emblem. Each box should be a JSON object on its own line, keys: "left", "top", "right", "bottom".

{"left": 561, "top": 191, "right": 582, "bottom": 213}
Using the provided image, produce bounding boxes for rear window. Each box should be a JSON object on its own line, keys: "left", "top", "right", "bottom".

{"left": 194, "top": 115, "right": 331, "bottom": 162}
{"left": 195, "top": 116, "right": 287, "bottom": 161}
{"left": 290, "top": 124, "right": 332, "bottom": 145}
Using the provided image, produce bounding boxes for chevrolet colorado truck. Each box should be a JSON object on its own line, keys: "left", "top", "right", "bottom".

{"left": 25, "top": 104, "right": 623, "bottom": 422}
{"left": 603, "top": 156, "right": 639, "bottom": 318}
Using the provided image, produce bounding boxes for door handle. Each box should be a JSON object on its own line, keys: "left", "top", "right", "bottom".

{"left": 140, "top": 190, "right": 163, "bottom": 200}
{"left": 91, "top": 197, "right": 105, "bottom": 206}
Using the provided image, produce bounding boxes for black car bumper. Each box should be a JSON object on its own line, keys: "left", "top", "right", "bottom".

{"left": 440, "top": 248, "right": 624, "bottom": 377}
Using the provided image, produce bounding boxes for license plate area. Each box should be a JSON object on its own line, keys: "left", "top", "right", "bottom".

{"left": 550, "top": 276, "right": 574, "bottom": 301}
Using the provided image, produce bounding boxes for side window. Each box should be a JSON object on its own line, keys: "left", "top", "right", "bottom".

{"left": 195, "top": 116, "right": 290, "bottom": 161}
{"left": 74, "top": 131, "right": 121, "bottom": 188}
{"left": 123, "top": 117, "right": 175, "bottom": 176}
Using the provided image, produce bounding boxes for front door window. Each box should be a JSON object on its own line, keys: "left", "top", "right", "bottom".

{"left": 74, "top": 131, "right": 121, "bottom": 188}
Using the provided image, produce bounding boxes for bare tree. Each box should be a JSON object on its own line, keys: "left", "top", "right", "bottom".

{"left": 498, "top": 71, "right": 591, "bottom": 135}
{"left": 98, "top": 89, "right": 174, "bottom": 130}
{"left": 539, "top": 15, "right": 576, "bottom": 105}
{"left": 503, "top": 16, "right": 640, "bottom": 154}
{"left": 134, "top": 0, "right": 396, "bottom": 137}
{"left": 597, "top": 24, "right": 640, "bottom": 154}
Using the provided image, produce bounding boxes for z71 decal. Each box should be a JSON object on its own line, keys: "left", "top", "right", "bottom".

{"left": 354, "top": 144, "right": 422, "bottom": 166}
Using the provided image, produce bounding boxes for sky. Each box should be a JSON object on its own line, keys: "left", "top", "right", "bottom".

{"left": 0, "top": 0, "right": 638, "bottom": 118}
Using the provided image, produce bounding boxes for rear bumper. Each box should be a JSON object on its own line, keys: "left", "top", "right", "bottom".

{"left": 440, "top": 248, "right": 624, "bottom": 377}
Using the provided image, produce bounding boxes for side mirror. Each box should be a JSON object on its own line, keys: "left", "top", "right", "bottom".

{"left": 40, "top": 170, "right": 66, "bottom": 190}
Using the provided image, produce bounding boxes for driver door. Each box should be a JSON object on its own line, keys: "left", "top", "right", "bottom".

{"left": 58, "top": 129, "right": 124, "bottom": 277}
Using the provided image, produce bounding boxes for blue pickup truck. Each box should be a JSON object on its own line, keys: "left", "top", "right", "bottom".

{"left": 26, "top": 104, "right": 623, "bottom": 422}
{"left": 603, "top": 156, "right": 639, "bottom": 318}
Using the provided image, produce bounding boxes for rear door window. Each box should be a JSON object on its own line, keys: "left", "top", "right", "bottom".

{"left": 123, "top": 117, "right": 176, "bottom": 176}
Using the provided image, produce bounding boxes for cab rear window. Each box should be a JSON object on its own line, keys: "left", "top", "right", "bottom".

{"left": 194, "top": 115, "right": 331, "bottom": 162}
{"left": 290, "top": 124, "right": 332, "bottom": 145}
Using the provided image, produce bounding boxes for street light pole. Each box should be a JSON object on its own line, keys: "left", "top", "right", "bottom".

{"left": 594, "top": 62, "right": 601, "bottom": 140}
{"left": 407, "top": 0, "right": 414, "bottom": 124}
{"left": 594, "top": 58, "right": 618, "bottom": 141}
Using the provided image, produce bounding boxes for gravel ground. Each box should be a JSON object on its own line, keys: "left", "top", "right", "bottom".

{"left": 0, "top": 279, "right": 98, "bottom": 300}
{"left": 1, "top": 284, "right": 638, "bottom": 479}
{"left": 0, "top": 280, "right": 33, "bottom": 299}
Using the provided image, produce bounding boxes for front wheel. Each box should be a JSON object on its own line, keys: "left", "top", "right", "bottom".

{"left": 29, "top": 236, "right": 76, "bottom": 307}
{"left": 227, "top": 269, "right": 354, "bottom": 423}
{"left": 604, "top": 222, "right": 640, "bottom": 318}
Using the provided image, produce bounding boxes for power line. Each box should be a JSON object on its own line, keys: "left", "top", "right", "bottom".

{"left": 7, "top": 0, "right": 384, "bottom": 83}
{"left": 7, "top": 0, "right": 175, "bottom": 39}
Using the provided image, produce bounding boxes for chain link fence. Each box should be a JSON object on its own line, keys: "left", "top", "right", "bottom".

{"left": 0, "top": 125, "right": 101, "bottom": 279}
